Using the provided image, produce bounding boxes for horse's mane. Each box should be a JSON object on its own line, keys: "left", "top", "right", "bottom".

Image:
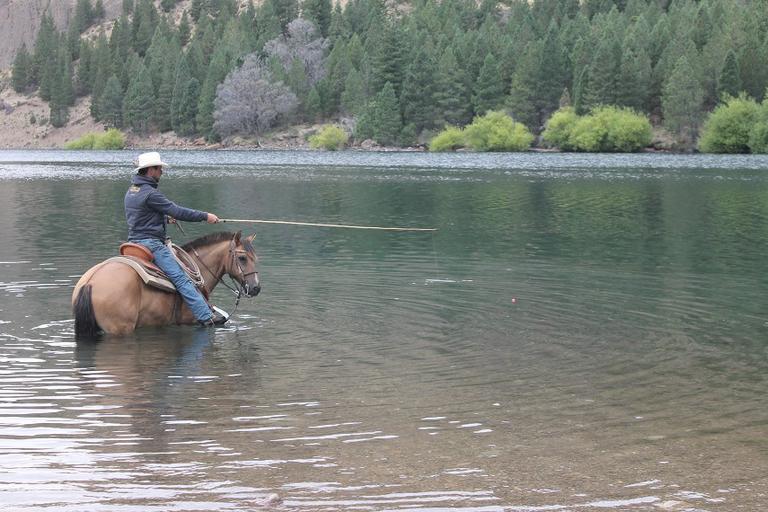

{"left": 182, "top": 231, "right": 237, "bottom": 251}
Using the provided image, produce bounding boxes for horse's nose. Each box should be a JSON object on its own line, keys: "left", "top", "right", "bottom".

{"left": 248, "top": 284, "right": 261, "bottom": 297}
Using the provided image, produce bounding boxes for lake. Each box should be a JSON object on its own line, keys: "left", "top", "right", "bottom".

{"left": 0, "top": 150, "right": 767, "bottom": 511}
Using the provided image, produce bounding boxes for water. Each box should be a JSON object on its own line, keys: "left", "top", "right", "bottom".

{"left": 0, "top": 150, "right": 766, "bottom": 511}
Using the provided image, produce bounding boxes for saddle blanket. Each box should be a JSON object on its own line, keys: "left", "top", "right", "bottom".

{"left": 106, "top": 256, "right": 176, "bottom": 293}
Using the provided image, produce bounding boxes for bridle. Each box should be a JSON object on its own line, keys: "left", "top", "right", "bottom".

{"left": 190, "top": 234, "right": 259, "bottom": 312}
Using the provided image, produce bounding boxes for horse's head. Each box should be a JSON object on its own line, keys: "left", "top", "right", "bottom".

{"left": 225, "top": 231, "right": 260, "bottom": 297}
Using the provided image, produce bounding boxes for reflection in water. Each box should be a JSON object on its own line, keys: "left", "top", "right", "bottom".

{"left": 0, "top": 151, "right": 767, "bottom": 510}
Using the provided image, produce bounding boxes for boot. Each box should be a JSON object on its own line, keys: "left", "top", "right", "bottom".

{"left": 198, "top": 310, "right": 228, "bottom": 326}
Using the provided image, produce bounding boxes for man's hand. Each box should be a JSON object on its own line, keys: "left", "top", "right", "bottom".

{"left": 167, "top": 216, "right": 177, "bottom": 224}
{"left": 207, "top": 213, "right": 220, "bottom": 224}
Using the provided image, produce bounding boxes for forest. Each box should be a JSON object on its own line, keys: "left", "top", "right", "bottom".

{"left": 8, "top": 0, "right": 768, "bottom": 151}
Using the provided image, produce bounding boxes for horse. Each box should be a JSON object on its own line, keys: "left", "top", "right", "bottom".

{"left": 72, "top": 231, "right": 260, "bottom": 338}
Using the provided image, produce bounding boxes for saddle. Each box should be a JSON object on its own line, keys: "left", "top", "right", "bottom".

{"left": 110, "top": 242, "right": 199, "bottom": 295}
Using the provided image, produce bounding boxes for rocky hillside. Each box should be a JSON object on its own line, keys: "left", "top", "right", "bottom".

{"left": 0, "top": 0, "right": 124, "bottom": 68}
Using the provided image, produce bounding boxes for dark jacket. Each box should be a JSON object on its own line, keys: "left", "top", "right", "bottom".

{"left": 124, "top": 174, "right": 208, "bottom": 241}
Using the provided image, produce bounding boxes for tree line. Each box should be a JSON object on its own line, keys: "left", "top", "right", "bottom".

{"left": 9, "top": 0, "right": 768, "bottom": 148}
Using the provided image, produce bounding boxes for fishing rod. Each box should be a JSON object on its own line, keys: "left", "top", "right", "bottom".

{"left": 218, "top": 218, "right": 437, "bottom": 232}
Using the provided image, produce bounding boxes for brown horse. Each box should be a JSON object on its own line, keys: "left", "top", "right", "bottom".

{"left": 72, "top": 231, "right": 260, "bottom": 338}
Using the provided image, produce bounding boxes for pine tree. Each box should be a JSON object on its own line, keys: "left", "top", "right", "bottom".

{"left": 268, "top": 0, "right": 299, "bottom": 32}
{"left": 123, "top": 63, "right": 154, "bottom": 133}
{"left": 718, "top": 50, "right": 741, "bottom": 100}
{"left": 305, "top": 87, "right": 322, "bottom": 122}
{"left": 94, "top": 0, "right": 106, "bottom": 20}
{"left": 472, "top": 53, "right": 505, "bottom": 116}
{"left": 75, "top": 42, "right": 92, "bottom": 96}
{"left": 196, "top": 46, "right": 230, "bottom": 140}
{"left": 32, "top": 14, "right": 57, "bottom": 90}
{"left": 190, "top": 0, "right": 203, "bottom": 21}
{"left": 372, "top": 82, "right": 402, "bottom": 146}
{"left": 400, "top": 46, "right": 438, "bottom": 133}
{"left": 171, "top": 55, "right": 198, "bottom": 135}
{"left": 11, "top": 44, "right": 31, "bottom": 93}
{"left": 662, "top": 56, "right": 704, "bottom": 146}
{"left": 340, "top": 68, "right": 365, "bottom": 115}
{"left": 90, "top": 35, "right": 112, "bottom": 119}
{"left": 161, "top": 0, "right": 176, "bottom": 12}
{"left": 154, "top": 55, "right": 177, "bottom": 131}
{"left": 434, "top": 46, "right": 471, "bottom": 126}
{"left": 304, "top": 0, "right": 332, "bottom": 37}
{"left": 178, "top": 11, "right": 191, "bottom": 46}
{"left": 50, "top": 50, "right": 74, "bottom": 128}
{"left": 507, "top": 42, "right": 541, "bottom": 128}
{"left": 617, "top": 43, "right": 652, "bottom": 113}
{"left": 100, "top": 75, "right": 124, "bottom": 128}
{"left": 583, "top": 33, "right": 621, "bottom": 108}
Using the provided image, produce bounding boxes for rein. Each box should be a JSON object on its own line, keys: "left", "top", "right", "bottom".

{"left": 188, "top": 234, "right": 257, "bottom": 314}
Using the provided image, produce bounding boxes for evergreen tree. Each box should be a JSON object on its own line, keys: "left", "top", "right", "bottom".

{"left": 662, "top": 56, "right": 704, "bottom": 146}
{"left": 123, "top": 63, "right": 154, "bottom": 133}
{"left": 340, "top": 67, "right": 365, "bottom": 115}
{"left": 372, "top": 82, "right": 402, "bottom": 146}
{"left": 50, "top": 50, "right": 74, "bottom": 128}
{"left": 305, "top": 87, "right": 322, "bottom": 122}
{"left": 11, "top": 44, "right": 31, "bottom": 93}
{"left": 76, "top": 42, "right": 93, "bottom": 96}
{"left": 583, "top": 32, "right": 621, "bottom": 108}
{"left": 366, "top": 21, "right": 406, "bottom": 97}
{"left": 400, "top": 45, "right": 438, "bottom": 133}
{"left": 304, "top": 0, "right": 332, "bottom": 37}
{"left": 32, "top": 14, "right": 57, "bottom": 88}
{"left": 617, "top": 39, "right": 652, "bottom": 112}
{"left": 161, "top": 0, "right": 176, "bottom": 12}
{"left": 717, "top": 50, "right": 741, "bottom": 100}
{"left": 190, "top": 0, "right": 203, "bottom": 21}
{"left": 196, "top": 46, "right": 230, "bottom": 140}
{"left": 171, "top": 55, "right": 198, "bottom": 135}
{"left": 434, "top": 46, "right": 471, "bottom": 126}
{"left": 94, "top": 0, "right": 106, "bottom": 20}
{"left": 154, "top": 55, "right": 177, "bottom": 131}
{"left": 90, "top": 34, "right": 112, "bottom": 119}
{"left": 178, "top": 11, "right": 192, "bottom": 46}
{"left": 268, "top": 0, "right": 299, "bottom": 32}
{"left": 507, "top": 42, "right": 541, "bottom": 128}
{"left": 99, "top": 75, "right": 124, "bottom": 128}
{"left": 472, "top": 53, "right": 505, "bottom": 116}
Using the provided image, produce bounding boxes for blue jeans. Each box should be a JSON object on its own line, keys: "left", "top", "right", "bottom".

{"left": 133, "top": 238, "right": 212, "bottom": 323}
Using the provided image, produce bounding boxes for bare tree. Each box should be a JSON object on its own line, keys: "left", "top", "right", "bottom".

{"left": 213, "top": 54, "right": 299, "bottom": 137}
{"left": 264, "top": 18, "right": 330, "bottom": 86}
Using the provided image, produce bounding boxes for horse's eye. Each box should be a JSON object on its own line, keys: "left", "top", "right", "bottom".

{"left": 238, "top": 255, "right": 247, "bottom": 263}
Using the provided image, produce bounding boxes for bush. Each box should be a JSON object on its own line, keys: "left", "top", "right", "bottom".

{"left": 65, "top": 129, "right": 125, "bottom": 150}
{"left": 65, "top": 133, "right": 98, "bottom": 149}
{"left": 309, "top": 124, "right": 348, "bottom": 150}
{"left": 563, "top": 106, "right": 651, "bottom": 152}
{"left": 542, "top": 107, "right": 579, "bottom": 149}
{"left": 698, "top": 95, "right": 760, "bottom": 153}
{"left": 463, "top": 111, "right": 534, "bottom": 151}
{"left": 429, "top": 126, "right": 465, "bottom": 152}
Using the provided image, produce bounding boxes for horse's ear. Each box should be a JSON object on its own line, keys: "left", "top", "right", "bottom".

{"left": 248, "top": 233, "right": 256, "bottom": 243}
{"left": 234, "top": 230, "right": 242, "bottom": 243}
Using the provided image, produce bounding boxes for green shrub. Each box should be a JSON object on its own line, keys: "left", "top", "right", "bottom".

{"left": 542, "top": 107, "right": 579, "bottom": 149}
{"left": 309, "top": 124, "right": 349, "bottom": 150}
{"left": 429, "top": 126, "right": 465, "bottom": 152}
{"left": 565, "top": 106, "right": 651, "bottom": 152}
{"left": 463, "top": 111, "right": 534, "bottom": 151}
{"left": 65, "top": 133, "right": 98, "bottom": 149}
{"left": 698, "top": 95, "right": 760, "bottom": 153}
{"left": 748, "top": 101, "right": 768, "bottom": 154}
{"left": 66, "top": 129, "right": 126, "bottom": 150}
{"left": 93, "top": 129, "right": 126, "bottom": 149}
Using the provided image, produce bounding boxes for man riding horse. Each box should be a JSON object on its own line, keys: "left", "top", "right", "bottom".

{"left": 125, "top": 152, "right": 226, "bottom": 327}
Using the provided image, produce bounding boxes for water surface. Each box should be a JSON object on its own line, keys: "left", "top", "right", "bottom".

{"left": 0, "top": 150, "right": 766, "bottom": 511}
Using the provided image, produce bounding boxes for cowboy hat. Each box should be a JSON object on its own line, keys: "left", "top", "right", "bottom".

{"left": 134, "top": 151, "right": 169, "bottom": 172}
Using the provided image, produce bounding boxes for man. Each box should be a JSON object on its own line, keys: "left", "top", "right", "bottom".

{"left": 124, "top": 151, "right": 227, "bottom": 326}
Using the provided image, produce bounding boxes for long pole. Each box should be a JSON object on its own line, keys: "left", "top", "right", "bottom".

{"left": 219, "top": 218, "right": 437, "bottom": 232}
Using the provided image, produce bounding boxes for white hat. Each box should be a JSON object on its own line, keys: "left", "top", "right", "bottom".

{"left": 134, "top": 152, "right": 168, "bottom": 172}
